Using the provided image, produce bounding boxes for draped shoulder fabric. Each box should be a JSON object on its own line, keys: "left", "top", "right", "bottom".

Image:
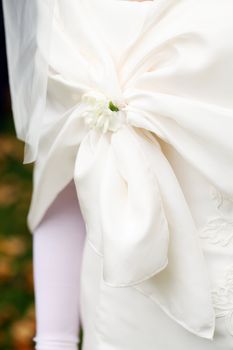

{"left": 2, "top": 0, "right": 55, "bottom": 163}
{"left": 4, "top": 0, "right": 233, "bottom": 345}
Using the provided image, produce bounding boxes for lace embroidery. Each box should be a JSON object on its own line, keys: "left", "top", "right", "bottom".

{"left": 199, "top": 186, "right": 233, "bottom": 246}
{"left": 211, "top": 264, "right": 233, "bottom": 336}
{"left": 210, "top": 186, "right": 233, "bottom": 216}
{"left": 199, "top": 216, "right": 233, "bottom": 247}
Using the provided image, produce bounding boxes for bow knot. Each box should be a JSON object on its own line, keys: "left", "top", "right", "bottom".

{"left": 80, "top": 90, "right": 127, "bottom": 133}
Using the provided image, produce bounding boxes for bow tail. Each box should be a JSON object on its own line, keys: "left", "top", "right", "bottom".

{"left": 73, "top": 128, "right": 110, "bottom": 252}
{"left": 74, "top": 125, "right": 215, "bottom": 339}
{"left": 74, "top": 125, "right": 170, "bottom": 286}
{"left": 100, "top": 125, "right": 169, "bottom": 287}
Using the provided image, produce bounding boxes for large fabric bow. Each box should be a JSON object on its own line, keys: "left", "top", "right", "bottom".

{"left": 28, "top": 0, "right": 233, "bottom": 340}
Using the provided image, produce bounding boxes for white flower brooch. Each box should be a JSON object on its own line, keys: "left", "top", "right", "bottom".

{"left": 80, "top": 90, "right": 127, "bottom": 133}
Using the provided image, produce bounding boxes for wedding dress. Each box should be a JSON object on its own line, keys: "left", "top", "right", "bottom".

{"left": 3, "top": 0, "right": 233, "bottom": 349}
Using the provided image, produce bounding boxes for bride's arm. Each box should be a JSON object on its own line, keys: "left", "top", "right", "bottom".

{"left": 32, "top": 180, "right": 86, "bottom": 350}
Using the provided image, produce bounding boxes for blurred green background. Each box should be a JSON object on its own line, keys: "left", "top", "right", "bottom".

{"left": 0, "top": 114, "right": 35, "bottom": 350}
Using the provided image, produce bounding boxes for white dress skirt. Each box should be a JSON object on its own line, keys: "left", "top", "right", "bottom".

{"left": 4, "top": 0, "right": 233, "bottom": 349}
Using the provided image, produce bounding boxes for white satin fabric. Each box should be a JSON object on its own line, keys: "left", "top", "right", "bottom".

{"left": 5, "top": 0, "right": 233, "bottom": 346}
